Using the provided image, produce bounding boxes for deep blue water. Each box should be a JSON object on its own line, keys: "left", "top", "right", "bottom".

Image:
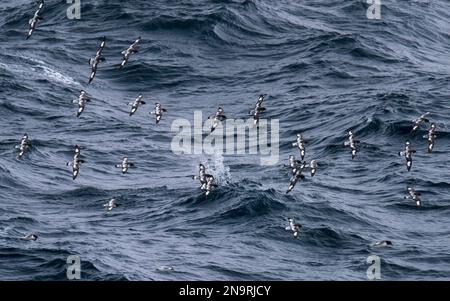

{"left": 0, "top": 0, "right": 449, "bottom": 280}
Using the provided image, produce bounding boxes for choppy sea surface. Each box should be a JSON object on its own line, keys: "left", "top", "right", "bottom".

{"left": 0, "top": 0, "right": 449, "bottom": 280}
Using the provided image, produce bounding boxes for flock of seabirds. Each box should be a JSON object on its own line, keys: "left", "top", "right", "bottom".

{"left": 15, "top": 1, "right": 439, "bottom": 249}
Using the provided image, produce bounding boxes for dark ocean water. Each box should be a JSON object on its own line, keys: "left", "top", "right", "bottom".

{"left": 1, "top": 0, "right": 450, "bottom": 280}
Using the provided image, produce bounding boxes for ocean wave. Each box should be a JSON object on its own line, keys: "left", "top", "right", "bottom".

{"left": 1, "top": 0, "right": 449, "bottom": 280}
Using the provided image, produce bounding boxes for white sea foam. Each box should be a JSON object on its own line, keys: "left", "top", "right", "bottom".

{"left": 0, "top": 55, "right": 80, "bottom": 87}
{"left": 27, "top": 57, "right": 80, "bottom": 86}
{"left": 202, "top": 151, "right": 231, "bottom": 185}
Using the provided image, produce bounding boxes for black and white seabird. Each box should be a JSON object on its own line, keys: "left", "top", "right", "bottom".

{"left": 344, "top": 131, "right": 359, "bottom": 159}
{"left": 74, "top": 144, "right": 81, "bottom": 157}
{"left": 286, "top": 155, "right": 303, "bottom": 175}
{"left": 193, "top": 164, "right": 217, "bottom": 195}
{"left": 16, "top": 133, "right": 30, "bottom": 159}
{"left": 128, "top": 94, "right": 145, "bottom": 116}
{"left": 26, "top": 1, "right": 44, "bottom": 40}
{"left": 67, "top": 145, "right": 85, "bottom": 180}
{"left": 193, "top": 164, "right": 213, "bottom": 189}
{"left": 103, "top": 198, "right": 118, "bottom": 211}
{"left": 405, "top": 187, "right": 421, "bottom": 207}
{"left": 399, "top": 141, "right": 416, "bottom": 172}
{"left": 249, "top": 94, "right": 266, "bottom": 125}
{"left": 309, "top": 160, "right": 318, "bottom": 177}
{"left": 286, "top": 167, "right": 306, "bottom": 194}
{"left": 292, "top": 134, "right": 307, "bottom": 160}
{"left": 371, "top": 240, "right": 392, "bottom": 247}
{"left": 88, "top": 37, "right": 106, "bottom": 84}
{"left": 157, "top": 266, "right": 175, "bottom": 272}
{"left": 256, "top": 94, "right": 265, "bottom": 105}
{"left": 423, "top": 123, "right": 437, "bottom": 153}
{"left": 193, "top": 164, "right": 206, "bottom": 186}
{"left": 204, "top": 175, "right": 218, "bottom": 196}
{"left": 285, "top": 218, "right": 301, "bottom": 238}
{"left": 411, "top": 112, "right": 430, "bottom": 132}
{"left": 208, "top": 106, "right": 227, "bottom": 132}
{"left": 150, "top": 103, "right": 167, "bottom": 124}
{"left": 115, "top": 157, "right": 135, "bottom": 174}
{"left": 21, "top": 234, "right": 38, "bottom": 241}
{"left": 119, "top": 36, "right": 141, "bottom": 69}
{"left": 72, "top": 90, "right": 91, "bottom": 118}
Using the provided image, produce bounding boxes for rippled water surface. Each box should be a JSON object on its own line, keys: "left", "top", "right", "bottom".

{"left": 0, "top": 0, "right": 449, "bottom": 280}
